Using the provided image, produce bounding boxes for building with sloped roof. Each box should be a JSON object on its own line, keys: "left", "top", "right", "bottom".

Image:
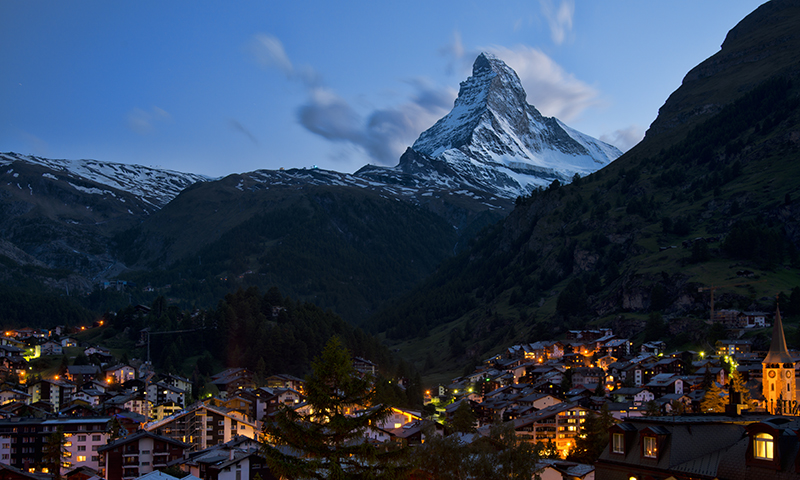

{"left": 0, "top": 416, "right": 111, "bottom": 476}
{"left": 513, "top": 402, "right": 589, "bottom": 456}
{"left": 596, "top": 415, "right": 800, "bottom": 480}
{"left": 0, "top": 463, "right": 43, "bottom": 480}
{"left": 98, "top": 430, "right": 188, "bottom": 480}
{"left": 143, "top": 402, "right": 258, "bottom": 451}
{"left": 173, "top": 435, "right": 277, "bottom": 480}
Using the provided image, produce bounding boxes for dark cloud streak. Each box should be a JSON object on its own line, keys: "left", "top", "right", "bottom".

{"left": 252, "top": 33, "right": 455, "bottom": 166}
{"left": 230, "top": 119, "right": 258, "bottom": 144}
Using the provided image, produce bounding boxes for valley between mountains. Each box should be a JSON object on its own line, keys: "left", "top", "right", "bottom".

{"left": 2, "top": 1, "right": 800, "bottom": 383}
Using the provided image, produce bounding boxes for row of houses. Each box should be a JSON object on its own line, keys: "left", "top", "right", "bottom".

{"left": 434, "top": 323, "right": 799, "bottom": 458}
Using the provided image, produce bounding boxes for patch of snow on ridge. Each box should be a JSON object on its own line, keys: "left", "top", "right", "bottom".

{"left": 69, "top": 183, "right": 109, "bottom": 195}
{"left": 0, "top": 152, "right": 211, "bottom": 208}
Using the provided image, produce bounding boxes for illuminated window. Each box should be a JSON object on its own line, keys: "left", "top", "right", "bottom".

{"left": 643, "top": 436, "right": 657, "bottom": 458}
{"left": 77, "top": 455, "right": 87, "bottom": 462}
{"left": 612, "top": 433, "right": 624, "bottom": 454}
{"left": 754, "top": 433, "right": 774, "bottom": 460}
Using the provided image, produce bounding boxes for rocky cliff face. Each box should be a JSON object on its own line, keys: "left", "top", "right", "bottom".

{"left": 406, "top": 52, "right": 621, "bottom": 197}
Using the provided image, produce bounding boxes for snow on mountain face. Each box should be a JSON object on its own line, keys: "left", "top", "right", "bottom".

{"left": 0, "top": 152, "right": 210, "bottom": 208}
{"left": 409, "top": 52, "right": 622, "bottom": 197}
{"left": 0, "top": 55, "right": 618, "bottom": 214}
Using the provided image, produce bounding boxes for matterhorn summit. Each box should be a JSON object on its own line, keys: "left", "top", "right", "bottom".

{"left": 402, "top": 52, "right": 621, "bottom": 198}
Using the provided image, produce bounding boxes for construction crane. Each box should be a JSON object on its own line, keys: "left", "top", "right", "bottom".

{"left": 698, "top": 280, "right": 766, "bottom": 322}
{"left": 138, "top": 327, "right": 197, "bottom": 365}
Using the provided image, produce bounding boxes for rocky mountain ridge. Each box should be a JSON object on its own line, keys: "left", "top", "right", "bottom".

{"left": 1, "top": 152, "right": 210, "bottom": 209}
{"left": 0, "top": 52, "right": 622, "bottom": 325}
{"left": 367, "top": 53, "right": 622, "bottom": 199}
{"left": 371, "top": 0, "right": 800, "bottom": 379}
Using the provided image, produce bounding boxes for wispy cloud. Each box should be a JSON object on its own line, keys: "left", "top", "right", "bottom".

{"left": 539, "top": 0, "right": 575, "bottom": 45}
{"left": 230, "top": 119, "right": 258, "bottom": 144}
{"left": 296, "top": 81, "right": 455, "bottom": 165}
{"left": 439, "top": 31, "right": 465, "bottom": 75}
{"left": 485, "top": 45, "right": 598, "bottom": 121}
{"left": 127, "top": 106, "right": 171, "bottom": 134}
{"left": 249, "top": 34, "right": 320, "bottom": 88}
{"left": 600, "top": 125, "right": 644, "bottom": 152}
{"left": 438, "top": 31, "right": 598, "bottom": 122}
{"left": 250, "top": 34, "right": 455, "bottom": 166}
{"left": 251, "top": 32, "right": 599, "bottom": 165}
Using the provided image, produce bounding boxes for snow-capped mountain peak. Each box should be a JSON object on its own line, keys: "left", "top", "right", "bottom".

{"left": 407, "top": 52, "right": 621, "bottom": 197}
{"left": 413, "top": 52, "right": 538, "bottom": 157}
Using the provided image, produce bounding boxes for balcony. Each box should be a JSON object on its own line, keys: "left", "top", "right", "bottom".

{"left": 123, "top": 468, "right": 139, "bottom": 480}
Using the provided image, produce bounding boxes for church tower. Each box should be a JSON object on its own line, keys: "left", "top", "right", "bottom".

{"left": 762, "top": 306, "right": 795, "bottom": 414}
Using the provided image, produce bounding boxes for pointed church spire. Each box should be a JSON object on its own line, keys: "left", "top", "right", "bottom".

{"left": 764, "top": 305, "right": 794, "bottom": 365}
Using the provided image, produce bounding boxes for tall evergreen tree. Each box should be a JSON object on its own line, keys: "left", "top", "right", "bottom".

{"left": 450, "top": 400, "right": 477, "bottom": 433}
{"left": 415, "top": 423, "right": 539, "bottom": 480}
{"left": 42, "top": 427, "right": 66, "bottom": 480}
{"left": 700, "top": 382, "right": 726, "bottom": 413}
{"left": 261, "top": 337, "right": 408, "bottom": 479}
{"left": 729, "top": 369, "right": 752, "bottom": 408}
{"left": 644, "top": 400, "right": 661, "bottom": 416}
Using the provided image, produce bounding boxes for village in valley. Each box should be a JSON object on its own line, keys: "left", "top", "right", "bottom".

{"left": 2, "top": 0, "right": 800, "bottom": 478}
{"left": 0, "top": 300, "right": 798, "bottom": 480}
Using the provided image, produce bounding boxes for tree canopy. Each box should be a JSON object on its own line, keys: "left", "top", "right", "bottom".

{"left": 261, "top": 337, "right": 408, "bottom": 480}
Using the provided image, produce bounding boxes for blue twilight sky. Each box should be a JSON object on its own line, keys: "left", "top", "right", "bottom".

{"left": 1, "top": 1, "right": 766, "bottom": 178}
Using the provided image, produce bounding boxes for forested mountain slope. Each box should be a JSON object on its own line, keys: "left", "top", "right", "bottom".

{"left": 370, "top": 0, "right": 800, "bottom": 379}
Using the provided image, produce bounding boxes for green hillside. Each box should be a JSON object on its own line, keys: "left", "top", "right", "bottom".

{"left": 368, "top": 1, "right": 800, "bottom": 382}
{"left": 116, "top": 183, "right": 459, "bottom": 323}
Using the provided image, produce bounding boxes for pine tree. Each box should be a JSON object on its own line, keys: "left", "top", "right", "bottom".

{"left": 560, "top": 369, "right": 574, "bottom": 394}
{"left": 594, "top": 381, "right": 605, "bottom": 397}
{"left": 644, "top": 400, "right": 661, "bottom": 416}
{"left": 670, "top": 399, "right": 686, "bottom": 415}
{"left": 42, "top": 427, "right": 66, "bottom": 480}
{"left": 57, "top": 355, "right": 69, "bottom": 377}
{"left": 702, "top": 368, "right": 714, "bottom": 390}
{"left": 415, "top": 423, "right": 539, "bottom": 480}
{"left": 700, "top": 382, "right": 726, "bottom": 413}
{"left": 261, "top": 337, "right": 408, "bottom": 479}
{"left": 536, "top": 440, "right": 561, "bottom": 459}
{"left": 450, "top": 400, "right": 477, "bottom": 433}
{"left": 729, "top": 369, "right": 752, "bottom": 408}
